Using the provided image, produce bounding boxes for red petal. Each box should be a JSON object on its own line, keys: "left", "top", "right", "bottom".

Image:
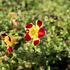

{"left": 37, "top": 20, "right": 42, "bottom": 27}
{"left": 7, "top": 47, "right": 13, "bottom": 54}
{"left": 24, "top": 33, "right": 31, "bottom": 41}
{"left": 33, "top": 39, "right": 39, "bottom": 46}
{"left": 26, "top": 23, "right": 33, "bottom": 28}
{"left": 38, "top": 28, "right": 45, "bottom": 38}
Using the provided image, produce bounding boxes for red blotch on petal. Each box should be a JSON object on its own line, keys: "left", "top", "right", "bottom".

{"left": 24, "top": 33, "right": 31, "bottom": 41}
{"left": 33, "top": 39, "right": 39, "bottom": 46}
{"left": 26, "top": 23, "right": 33, "bottom": 28}
{"left": 38, "top": 28, "right": 45, "bottom": 38}
{"left": 7, "top": 47, "right": 13, "bottom": 54}
{"left": 37, "top": 20, "right": 42, "bottom": 27}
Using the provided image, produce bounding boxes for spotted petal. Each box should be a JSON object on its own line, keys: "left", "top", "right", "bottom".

{"left": 38, "top": 28, "right": 45, "bottom": 38}
{"left": 24, "top": 33, "right": 31, "bottom": 41}
{"left": 37, "top": 20, "right": 42, "bottom": 27}
{"left": 26, "top": 23, "right": 33, "bottom": 28}
{"left": 33, "top": 39, "right": 40, "bottom": 46}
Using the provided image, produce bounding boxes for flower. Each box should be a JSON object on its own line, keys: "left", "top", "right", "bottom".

{"left": 12, "top": 19, "right": 21, "bottom": 30}
{"left": 4, "top": 36, "right": 16, "bottom": 54}
{"left": 24, "top": 20, "right": 45, "bottom": 46}
{"left": 12, "top": 19, "right": 19, "bottom": 27}
{"left": 1, "top": 33, "right": 16, "bottom": 54}
{"left": 4, "top": 36, "right": 16, "bottom": 47}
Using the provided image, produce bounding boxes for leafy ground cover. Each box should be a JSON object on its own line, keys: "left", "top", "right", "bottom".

{"left": 0, "top": 0, "right": 70, "bottom": 70}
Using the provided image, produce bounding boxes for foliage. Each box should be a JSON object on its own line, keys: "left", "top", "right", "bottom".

{"left": 0, "top": 0, "right": 70, "bottom": 70}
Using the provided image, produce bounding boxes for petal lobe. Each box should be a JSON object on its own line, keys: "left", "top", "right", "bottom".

{"left": 26, "top": 23, "right": 33, "bottom": 28}
{"left": 38, "top": 28, "right": 45, "bottom": 38}
{"left": 24, "top": 33, "right": 31, "bottom": 41}
{"left": 33, "top": 39, "right": 39, "bottom": 46}
{"left": 7, "top": 47, "right": 13, "bottom": 54}
{"left": 37, "top": 20, "right": 42, "bottom": 27}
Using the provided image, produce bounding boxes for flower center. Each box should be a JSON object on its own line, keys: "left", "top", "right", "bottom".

{"left": 29, "top": 25, "right": 39, "bottom": 39}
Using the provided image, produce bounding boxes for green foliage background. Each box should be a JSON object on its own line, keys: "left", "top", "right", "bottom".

{"left": 0, "top": 0, "right": 70, "bottom": 70}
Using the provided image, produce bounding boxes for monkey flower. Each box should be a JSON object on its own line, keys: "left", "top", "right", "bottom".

{"left": 24, "top": 20, "right": 45, "bottom": 46}
{"left": 1, "top": 33, "right": 16, "bottom": 54}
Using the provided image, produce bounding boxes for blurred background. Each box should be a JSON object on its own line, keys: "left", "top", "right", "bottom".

{"left": 0, "top": 0, "right": 70, "bottom": 70}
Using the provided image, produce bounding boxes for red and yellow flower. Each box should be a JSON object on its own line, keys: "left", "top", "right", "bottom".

{"left": 1, "top": 33, "right": 16, "bottom": 54}
{"left": 24, "top": 20, "right": 45, "bottom": 46}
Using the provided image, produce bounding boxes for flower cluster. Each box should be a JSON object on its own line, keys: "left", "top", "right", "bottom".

{"left": 24, "top": 20, "right": 45, "bottom": 46}
{"left": 1, "top": 20, "right": 45, "bottom": 54}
